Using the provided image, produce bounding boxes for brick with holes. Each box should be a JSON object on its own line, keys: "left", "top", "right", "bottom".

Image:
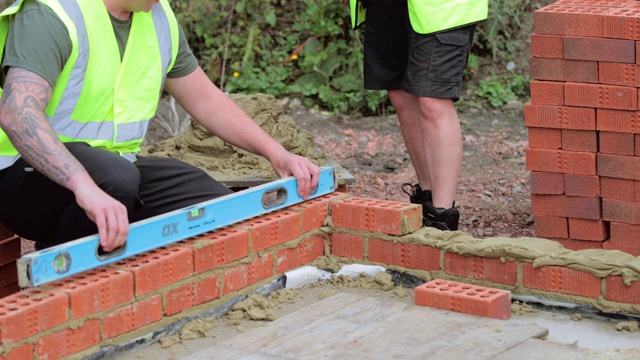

{"left": 415, "top": 279, "right": 511, "bottom": 320}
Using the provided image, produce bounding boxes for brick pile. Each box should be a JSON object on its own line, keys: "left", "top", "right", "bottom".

{"left": 527, "top": 0, "right": 640, "bottom": 255}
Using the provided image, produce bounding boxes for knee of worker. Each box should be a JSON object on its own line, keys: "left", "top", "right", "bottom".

{"left": 94, "top": 165, "right": 141, "bottom": 208}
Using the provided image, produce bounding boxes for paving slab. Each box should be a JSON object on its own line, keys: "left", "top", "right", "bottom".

{"left": 183, "top": 293, "right": 549, "bottom": 360}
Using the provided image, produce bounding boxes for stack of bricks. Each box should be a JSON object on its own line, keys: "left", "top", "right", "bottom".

{"left": 0, "top": 222, "right": 21, "bottom": 298}
{"left": 527, "top": 0, "right": 640, "bottom": 255}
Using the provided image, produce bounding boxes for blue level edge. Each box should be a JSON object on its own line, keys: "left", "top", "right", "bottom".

{"left": 18, "top": 166, "right": 336, "bottom": 287}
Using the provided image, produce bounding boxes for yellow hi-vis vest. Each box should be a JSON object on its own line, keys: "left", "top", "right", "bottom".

{"left": 350, "top": 0, "right": 488, "bottom": 34}
{"left": 0, "top": 0, "right": 179, "bottom": 169}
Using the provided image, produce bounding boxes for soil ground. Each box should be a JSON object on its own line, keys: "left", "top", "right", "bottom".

{"left": 288, "top": 104, "right": 533, "bottom": 239}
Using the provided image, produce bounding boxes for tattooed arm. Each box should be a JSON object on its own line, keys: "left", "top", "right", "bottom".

{"left": 0, "top": 67, "right": 129, "bottom": 251}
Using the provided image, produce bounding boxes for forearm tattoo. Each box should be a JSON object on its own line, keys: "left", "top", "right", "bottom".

{"left": 0, "top": 68, "right": 86, "bottom": 186}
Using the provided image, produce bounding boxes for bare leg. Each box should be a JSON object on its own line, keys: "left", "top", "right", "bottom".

{"left": 388, "top": 89, "right": 461, "bottom": 209}
{"left": 418, "top": 96, "right": 462, "bottom": 209}
{"left": 388, "top": 89, "right": 431, "bottom": 191}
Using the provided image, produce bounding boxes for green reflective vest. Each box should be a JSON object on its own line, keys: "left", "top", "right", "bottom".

{"left": 0, "top": 0, "right": 180, "bottom": 169}
{"left": 349, "top": 0, "right": 488, "bottom": 34}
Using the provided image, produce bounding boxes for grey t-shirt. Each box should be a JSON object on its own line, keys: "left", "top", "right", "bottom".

{"left": 1, "top": 0, "right": 198, "bottom": 88}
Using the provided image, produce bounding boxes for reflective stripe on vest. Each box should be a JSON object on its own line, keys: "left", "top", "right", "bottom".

{"left": 0, "top": 0, "right": 178, "bottom": 169}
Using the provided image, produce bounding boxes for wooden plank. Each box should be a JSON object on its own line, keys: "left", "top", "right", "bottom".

{"left": 184, "top": 293, "right": 548, "bottom": 360}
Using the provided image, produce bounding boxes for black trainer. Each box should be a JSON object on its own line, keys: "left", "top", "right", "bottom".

{"left": 401, "top": 183, "right": 432, "bottom": 205}
{"left": 423, "top": 202, "right": 460, "bottom": 231}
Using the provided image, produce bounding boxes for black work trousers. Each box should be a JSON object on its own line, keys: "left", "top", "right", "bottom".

{"left": 0, "top": 142, "right": 232, "bottom": 248}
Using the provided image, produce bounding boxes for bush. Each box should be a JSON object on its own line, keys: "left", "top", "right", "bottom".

{"left": 173, "top": 0, "right": 551, "bottom": 115}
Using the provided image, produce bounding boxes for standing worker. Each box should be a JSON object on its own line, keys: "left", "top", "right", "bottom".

{"left": 0, "top": 0, "right": 320, "bottom": 252}
{"left": 350, "top": 0, "right": 487, "bottom": 231}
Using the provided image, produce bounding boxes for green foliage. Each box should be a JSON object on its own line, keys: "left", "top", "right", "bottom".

{"left": 473, "top": 73, "right": 530, "bottom": 109}
{"left": 171, "top": 0, "right": 389, "bottom": 115}
{"left": 172, "top": 0, "right": 543, "bottom": 115}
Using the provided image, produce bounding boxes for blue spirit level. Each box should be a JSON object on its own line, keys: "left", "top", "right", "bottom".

{"left": 17, "top": 167, "right": 336, "bottom": 287}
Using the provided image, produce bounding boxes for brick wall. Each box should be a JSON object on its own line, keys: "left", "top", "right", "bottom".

{"left": 527, "top": 0, "right": 640, "bottom": 255}
{"left": 1, "top": 193, "right": 639, "bottom": 359}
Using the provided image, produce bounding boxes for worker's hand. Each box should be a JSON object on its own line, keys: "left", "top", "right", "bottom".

{"left": 73, "top": 185, "right": 129, "bottom": 252}
{"left": 271, "top": 152, "right": 320, "bottom": 199}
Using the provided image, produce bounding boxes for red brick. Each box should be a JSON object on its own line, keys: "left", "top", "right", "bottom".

{"left": 526, "top": 149, "right": 596, "bottom": 175}
{"left": 0, "top": 222, "right": 14, "bottom": 241}
{"left": 552, "top": 0, "right": 626, "bottom": 7}
{"left": 529, "top": 81, "right": 565, "bottom": 106}
{"left": 103, "top": 295, "right": 163, "bottom": 339}
{"left": 415, "top": 280, "right": 511, "bottom": 320}
{"left": 115, "top": 246, "right": 194, "bottom": 296}
{"left": 529, "top": 58, "right": 598, "bottom": 83}
{"left": 223, "top": 253, "right": 274, "bottom": 294}
{"left": 564, "top": 36, "right": 635, "bottom": 63}
{"left": 276, "top": 236, "right": 325, "bottom": 273}
{"left": 48, "top": 268, "right": 133, "bottom": 320}
{"left": 329, "top": 232, "right": 365, "bottom": 259}
{"left": 554, "top": 238, "right": 604, "bottom": 251}
{"left": 444, "top": 253, "right": 518, "bottom": 285}
{"left": 605, "top": 276, "right": 640, "bottom": 304}
{"left": 598, "top": 153, "right": 640, "bottom": 180}
{"left": 530, "top": 34, "right": 563, "bottom": 59}
{"left": 599, "top": 131, "right": 634, "bottom": 156}
{"left": 561, "top": 129, "right": 597, "bottom": 152}
{"left": 528, "top": 128, "right": 562, "bottom": 149}
{"left": 603, "top": 240, "right": 640, "bottom": 256}
{"left": 534, "top": 5, "right": 606, "bottom": 37}
{"left": 565, "top": 82, "right": 637, "bottom": 110}
{"left": 533, "top": 215, "right": 568, "bottom": 239}
{"left": 530, "top": 172, "right": 564, "bottom": 195}
{"left": 599, "top": 63, "right": 640, "bottom": 86}
{"left": 181, "top": 227, "right": 249, "bottom": 273}
{"left": 290, "top": 192, "right": 347, "bottom": 233}
{"left": 35, "top": 320, "right": 100, "bottom": 359}
{"left": 568, "top": 218, "right": 609, "bottom": 241}
{"left": 597, "top": 109, "right": 640, "bottom": 134}
{"left": 600, "top": 176, "right": 635, "bottom": 201}
{"left": 531, "top": 194, "right": 601, "bottom": 220}
{"left": 0, "top": 289, "right": 69, "bottom": 345}
{"left": 237, "top": 211, "right": 301, "bottom": 252}
{"left": 605, "top": 7, "right": 640, "bottom": 40}
{"left": 564, "top": 174, "right": 600, "bottom": 197}
{"left": 603, "top": 198, "right": 640, "bottom": 224}
{"left": 165, "top": 275, "right": 220, "bottom": 316}
{"left": 525, "top": 104, "right": 595, "bottom": 130}
{"left": 368, "top": 238, "right": 439, "bottom": 271}
{"left": 0, "top": 344, "right": 33, "bottom": 360}
{"left": 0, "top": 237, "right": 20, "bottom": 266}
{"left": 522, "top": 263, "right": 601, "bottom": 298}
{"left": 610, "top": 222, "right": 640, "bottom": 248}
{"left": 331, "top": 197, "right": 421, "bottom": 235}
{"left": 636, "top": 134, "right": 640, "bottom": 155}
{"left": 0, "top": 262, "right": 17, "bottom": 289}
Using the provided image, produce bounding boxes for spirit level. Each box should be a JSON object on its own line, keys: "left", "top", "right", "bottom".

{"left": 17, "top": 166, "right": 336, "bottom": 287}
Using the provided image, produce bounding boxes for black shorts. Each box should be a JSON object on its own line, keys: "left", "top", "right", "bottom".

{"left": 363, "top": 0, "right": 476, "bottom": 100}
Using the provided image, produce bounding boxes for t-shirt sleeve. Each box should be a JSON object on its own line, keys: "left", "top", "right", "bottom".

{"left": 2, "top": 1, "right": 71, "bottom": 88}
{"left": 167, "top": 22, "right": 199, "bottom": 79}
